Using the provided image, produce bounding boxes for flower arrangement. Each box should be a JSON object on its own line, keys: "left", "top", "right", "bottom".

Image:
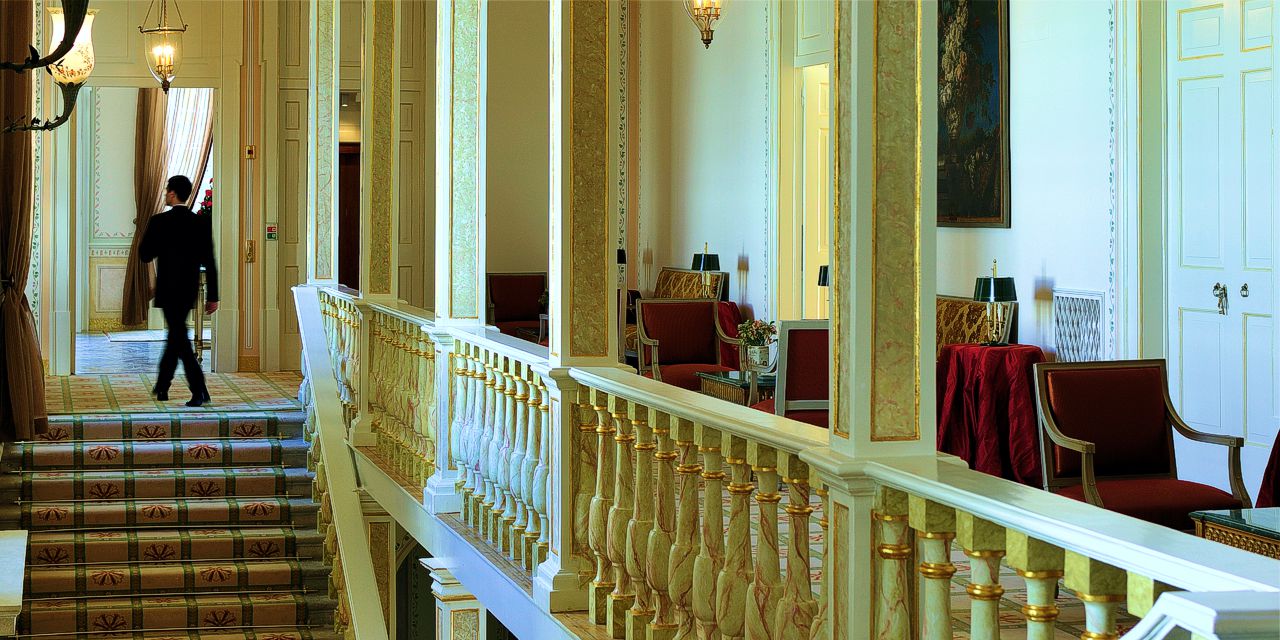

{"left": 198, "top": 183, "right": 213, "bottom": 216}
{"left": 737, "top": 319, "right": 776, "bottom": 347}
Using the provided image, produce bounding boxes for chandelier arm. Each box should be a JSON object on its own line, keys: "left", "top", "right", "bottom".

{"left": 2, "top": 81, "right": 83, "bottom": 133}
{"left": 0, "top": 0, "right": 90, "bottom": 74}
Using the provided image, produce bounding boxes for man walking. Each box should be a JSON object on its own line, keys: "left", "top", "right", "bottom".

{"left": 140, "top": 175, "right": 219, "bottom": 407}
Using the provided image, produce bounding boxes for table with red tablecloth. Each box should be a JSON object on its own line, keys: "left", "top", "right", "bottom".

{"left": 936, "top": 343, "right": 1046, "bottom": 485}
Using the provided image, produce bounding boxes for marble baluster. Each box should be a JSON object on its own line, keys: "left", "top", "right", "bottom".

{"left": 523, "top": 381, "right": 546, "bottom": 571}
{"left": 956, "top": 513, "right": 1006, "bottom": 640}
{"left": 1065, "top": 552, "right": 1126, "bottom": 640}
{"left": 505, "top": 362, "right": 529, "bottom": 559}
{"left": 692, "top": 425, "right": 725, "bottom": 640}
{"left": 874, "top": 488, "right": 914, "bottom": 640}
{"left": 716, "top": 434, "right": 754, "bottom": 640}
{"left": 746, "top": 443, "right": 781, "bottom": 640}
{"left": 459, "top": 347, "right": 478, "bottom": 523}
{"left": 473, "top": 352, "right": 497, "bottom": 533}
{"left": 1006, "top": 531, "right": 1065, "bottom": 640}
{"left": 607, "top": 396, "right": 636, "bottom": 638}
{"left": 908, "top": 497, "right": 956, "bottom": 640}
{"left": 509, "top": 365, "right": 530, "bottom": 564}
{"left": 811, "top": 485, "right": 829, "bottom": 640}
{"left": 534, "top": 381, "right": 550, "bottom": 566}
{"left": 449, "top": 348, "right": 470, "bottom": 498}
{"left": 666, "top": 418, "right": 700, "bottom": 640}
{"left": 466, "top": 346, "right": 486, "bottom": 520}
{"left": 587, "top": 388, "right": 617, "bottom": 626}
{"left": 625, "top": 403, "right": 657, "bottom": 638}
{"left": 491, "top": 356, "right": 514, "bottom": 544}
{"left": 775, "top": 454, "right": 816, "bottom": 640}
{"left": 646, "top": 411, "right": 678, "bottom": 640}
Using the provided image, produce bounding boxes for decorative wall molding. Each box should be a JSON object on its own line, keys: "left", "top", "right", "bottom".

{"left": 1106, "top": 0, "right": 1119, "bottom": 359}
{"left": 88, "top": 247, "right": 132, "bottom": 259}
{"left": 28, "top": 0, "right": 44, "bottom": 329}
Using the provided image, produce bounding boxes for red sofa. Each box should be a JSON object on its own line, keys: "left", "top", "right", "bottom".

{"left": 751, "top": 321, "right": 828, "bottom": 427}
{"left": 486, "top": 272, "right": 546, "bottom": 339}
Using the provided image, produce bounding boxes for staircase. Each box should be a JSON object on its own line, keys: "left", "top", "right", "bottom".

{"left": 3, "top": 409, "right": 339, "bottom": 639}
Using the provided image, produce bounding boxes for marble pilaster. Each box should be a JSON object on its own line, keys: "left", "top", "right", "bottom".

{"left": 423, "top": 559, "right": 487, "bottom": 640}
{"left": 307, "top": 0, "right": 339, "bottom": 283}
{"left": 360, "top": 0, "right": 401, "bottom": 299}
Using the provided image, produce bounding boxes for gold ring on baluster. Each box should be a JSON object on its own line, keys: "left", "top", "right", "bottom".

{"left": 633, "top": 443, "right": 656, "bottom": 451}
{"left": 751, "top": 465, "right": 777, "bottom": 473}
{"left": 964, "top": 549, "right": 1006, "bottom": 559}
{"left": 653, "top": 451, "right": 679, "bottom": 461}
{"left": 676, "top": 464, "right": 703, "bottom": 474}
{"left": 966, "top": 583, "right": 1005, "bottom": 601}
{"left": 1021, "top": 603, "right": 1060, "bottom": 622}
{"left": 918, "top": 561, "right": 957, "bottom": 579}
{"left": 700, "top": 470, "right": 726, "bottom": 480}
{"left": 916, "top": 531, "right": 955, "bottom": 541}
{"left": 1076, "top": 593, "right": 1126, "bottom": 603}
{"left": 754, "top": 492, "right": 782, "bottom": 503}
{"left": 876, "top": 543, "right": 912, "bottom": 560}
{"left": 726, "top": 482, "right": 756, "bottom": 495}
{"left": 1080, "top": 632, "right": 1120, "bottom": 640}
{"left": 871, "top": 511, "right": 908, "bottom": 523}
{"left": 723, "top": 456, "right": 746, "bottom": 465}
{"left": 784, "top": 504, "right": 814, "bottom": 515}
{"left": 696, "top": 445, "right": 721, "bottom": 453}
{"left": 614, "top": 433, "right": 636, "bottom": 443}
{"left": 1015, "top": 569, "right": 1064, "bottom": 580}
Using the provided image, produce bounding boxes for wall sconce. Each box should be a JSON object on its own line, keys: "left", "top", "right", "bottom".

{"left": 139, "top": 0, "right": 188, "bottom": 93}
{"left": 684, "top": 0, "right": 722, "bottom": 49}
{"left": 3, "top": 5, "right": 97, "bottom": 133}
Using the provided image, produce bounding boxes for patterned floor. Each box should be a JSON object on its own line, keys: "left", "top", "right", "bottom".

{"left": 44, "top": 372, "right": 303, "bottom": 414}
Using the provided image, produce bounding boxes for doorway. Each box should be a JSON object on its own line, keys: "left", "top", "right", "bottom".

{"left": 1163, "top": 0, "right": 1277, "bottom": 494}
{"left": 70, "top": 86, "right": 217, "bottom": 375}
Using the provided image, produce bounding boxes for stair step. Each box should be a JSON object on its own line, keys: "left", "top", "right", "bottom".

{"left": 26, "top": 559, "right": 330, "bottom": 597}
{"left": 27, "top": 527, "right": 323, "bottom": 566}
{"left": 21, "top": 628, "right": 341, "bottom": 640}
{"left": 6, "top": 439, "right": 307, "bottom": 471}
{"left": 13, "top": 497, "right": 319, "bottom": 530}
{"left": 20, "top": 592, "right": 335, "bottom": 636}
{"left": 36, "top": 412, "right": 306, "bottom": 442}
{"left": 6, "top": 467, "right": 312, "bottom": 502}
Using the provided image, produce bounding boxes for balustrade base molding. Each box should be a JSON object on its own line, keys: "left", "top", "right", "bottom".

{"left": 424, "top": 559, "right": 489, "bottom": 640}
{"left": 425, "top": 468, "right": 463, "bottom": 514}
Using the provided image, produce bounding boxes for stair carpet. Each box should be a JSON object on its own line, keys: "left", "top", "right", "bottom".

{"left": 3, "top": 411, "right": 340, "bottom": 639}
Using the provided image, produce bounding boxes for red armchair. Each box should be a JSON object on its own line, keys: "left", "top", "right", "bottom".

{"left": 1033, "top": 359, "right": 1251, "bottom": 530}
{"left": 486, "top": 272, "right": 547, "bottom": 338}
{"left": 635, "top": 299, "right": 741, "bottom": 391}
{"left": 751, "top": 321, "right": 829, "bottom": 428}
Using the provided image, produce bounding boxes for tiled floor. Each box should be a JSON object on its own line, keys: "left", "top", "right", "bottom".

{"left": 75, "top": 332, "right": 209, "bottom": 376}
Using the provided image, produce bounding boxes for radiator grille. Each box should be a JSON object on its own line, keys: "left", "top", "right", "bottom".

{"left": 1053, "top": 289, "right": 1105, "bottom": 362}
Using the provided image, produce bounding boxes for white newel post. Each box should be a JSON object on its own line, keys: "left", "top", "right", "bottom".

{"left": 532, "top": 367, "right": 591, "bottom": 612}
{"left": 350, "top": 300, "right": 375, "bottom": 447}
{"left": 425, "top": 330, "right": 462, "bottom": 513}
{"left": 424, "top": 559, "right": 489, "bottom": 640}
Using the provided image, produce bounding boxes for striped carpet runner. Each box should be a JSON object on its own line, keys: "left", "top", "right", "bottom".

{"left": 4, "top": 410, "right": 339, "bottom": 639}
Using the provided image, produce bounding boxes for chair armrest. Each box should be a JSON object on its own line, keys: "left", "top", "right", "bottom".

{"left": 1034, "top": 379, "right": 1103, "bottom": 505}
{"left": 1168, "top": 409, "right": 1253, "bottom": 506}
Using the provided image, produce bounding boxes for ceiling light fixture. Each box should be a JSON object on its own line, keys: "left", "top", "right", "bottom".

{"left": 139, "top": 0, "right": 188, "bottom": 92}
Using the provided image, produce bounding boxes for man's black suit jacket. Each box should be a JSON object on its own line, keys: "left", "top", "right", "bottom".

{"left": 139, "top": 206, "right": 220, "bottom": 311}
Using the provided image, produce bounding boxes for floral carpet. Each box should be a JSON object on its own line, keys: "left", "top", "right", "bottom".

{"left": 43, "top": 372, "right": 303, "bottom": 414}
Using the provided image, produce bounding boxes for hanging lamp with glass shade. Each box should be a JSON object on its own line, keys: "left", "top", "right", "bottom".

{"left": 3, "top": 7, "right": 97, "bottom": 133}
{"left": 684, "top": 0, "right": 723, "bottom": 48}
{"left": 139, "top": 0, "right": 188, "bottom": 92}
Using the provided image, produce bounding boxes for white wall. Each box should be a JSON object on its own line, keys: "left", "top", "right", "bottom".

{"left": 485, "top": 0, "right": 550, "bottom": 274}
{"left": 936, "top": 0, "right": 1115, "bottom": 352}
{"left": 637, "top": 0, "right": 774, "bottom": 319}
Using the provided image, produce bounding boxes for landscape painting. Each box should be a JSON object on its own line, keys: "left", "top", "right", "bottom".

{"left": 937, "top": 0, "right": 1010, "bottom": 228}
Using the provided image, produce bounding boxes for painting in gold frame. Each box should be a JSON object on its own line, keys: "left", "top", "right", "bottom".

{"left": 937, "top": 0, "right": 1011, "bottom": 228}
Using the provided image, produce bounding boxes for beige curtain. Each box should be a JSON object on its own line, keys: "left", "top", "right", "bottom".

{"left": 0, "top": 0, "right": 47, "bottom": 441}
{"left": 121, "top": 88, "right": 169, "bottom": 326}
{"left": 166, "top": 87, "right": 214, "bottom": 207}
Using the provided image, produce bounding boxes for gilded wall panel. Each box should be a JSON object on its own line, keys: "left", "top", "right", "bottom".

{"left": 449, "top": 0, "right": 482, "bottom": 319}
{"left": 367, "top": 0, "right": 397, "bottom": 295}
{"left": 870, "top": 0, "right": 922, "bottom": 441}
{"left": 310, "top": 0, "right": 338, "bottom": 281}
{"left": 567, "top": 0, "right": 610, "bottom": 358}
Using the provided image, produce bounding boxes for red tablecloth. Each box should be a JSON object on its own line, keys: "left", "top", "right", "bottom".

{"left": 937, "top": 343, "right": 1045, "bottom": 485}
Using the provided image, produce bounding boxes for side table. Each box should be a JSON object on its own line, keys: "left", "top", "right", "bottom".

{"left": 1191, "top": 507, "right": 1280, "bottom": 558}
{"left": 696, "top": 370, "right": 776, "bottom": 406}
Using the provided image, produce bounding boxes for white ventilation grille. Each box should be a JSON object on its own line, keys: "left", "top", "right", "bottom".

{"left": 1053, "top": 289, "right": 1105, "bottom": 362}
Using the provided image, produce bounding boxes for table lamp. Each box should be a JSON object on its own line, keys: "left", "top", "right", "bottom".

{"left": 973, "top": 259, "right": 1016, "bottom": 346}
{"left": 617, "top": 248, "right": 628, "bottom": 363}
{"left": 691, "top": 243, "right": 720, "bottom": 298}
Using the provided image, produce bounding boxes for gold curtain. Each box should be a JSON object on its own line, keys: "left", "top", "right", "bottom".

{"left": 166, "top": 87, "right": 215, "bottom": 207}
{"left": 121, "top": 88, "right": 169, "bottom": 326}
{"left": 0, "top": 0, "right": 47, "bottom": 441}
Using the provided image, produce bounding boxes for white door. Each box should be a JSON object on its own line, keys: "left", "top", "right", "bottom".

{"left": 1166, "top": 0, "right": 1277, "bottom": 498}
{"left": 800, "top": 64, "right": 831, "bottom": 319}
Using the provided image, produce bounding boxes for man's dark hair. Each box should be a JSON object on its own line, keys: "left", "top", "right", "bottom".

{"left": 166, "top": 175, "right": 193, "bottom": 203}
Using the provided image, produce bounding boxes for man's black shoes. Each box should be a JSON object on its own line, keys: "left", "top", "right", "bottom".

{"left": 152, "top": 387, "right": 169, "bottom": 402}
{"left": 186, "top": 388, "right": 212, "bottom": 408}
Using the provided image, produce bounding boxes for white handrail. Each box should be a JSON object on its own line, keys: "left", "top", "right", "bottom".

{"left": 294, "top": 285, "right": 391, "bottom": 640}
{"left": 0, "top": 529, "right": 27, "bottom": 637}
{"left": 1121, "top": 591, "right": 1280, "bottom": 639}
{"left": 570, "top": 366, "right": 829, "bottom": 455}
{"left": 857, "top": 456, "right": 1280, "bottom": 593}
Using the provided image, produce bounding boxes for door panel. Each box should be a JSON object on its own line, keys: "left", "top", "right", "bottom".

{"left": 1167, "top": 0, "right": 1275, "bottom": 494}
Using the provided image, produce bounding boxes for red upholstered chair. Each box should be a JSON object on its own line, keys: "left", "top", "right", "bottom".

{"left": 486, "top": 272, "right": 547, "bottom": 338}
{"left": 1033, "top": 359, "right": 1252, "bottom": 530}
{"left": 751, "top": 320, "right": 828, "bottom": 428}
{"left": 635, "top": 299, "right": 741, "bottom": 391}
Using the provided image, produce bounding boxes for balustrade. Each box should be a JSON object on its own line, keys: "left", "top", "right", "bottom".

{"left": 302, "top": 287, "right": 1280, "bottom": 640}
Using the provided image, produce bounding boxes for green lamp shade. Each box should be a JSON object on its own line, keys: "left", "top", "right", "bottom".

{"left": 973, "top": 277, "right": 1017, "bottom": 303}
{"left": 817, "top": 265, "right": 830, "bottom": 287}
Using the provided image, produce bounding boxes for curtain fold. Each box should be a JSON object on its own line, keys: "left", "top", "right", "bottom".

{"left": 0, "top": 0, "right": 47, "bottom": 441}
{"left": 121, "top": 88, "right": 169, "bottom": 326}
{"left": 166, "top": 88, "right": 214, "bottom": 207}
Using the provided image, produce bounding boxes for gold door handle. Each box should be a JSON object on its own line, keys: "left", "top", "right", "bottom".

{"left": 1212, "top": 282, "right": 1228, "bottom": 315}
{"left": 1240, "top": 283, "right": 1250, "bottom": 298}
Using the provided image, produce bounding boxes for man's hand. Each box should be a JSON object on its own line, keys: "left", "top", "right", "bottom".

{"left": 205, "top": 301, "right": 219, "bottom": 315}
